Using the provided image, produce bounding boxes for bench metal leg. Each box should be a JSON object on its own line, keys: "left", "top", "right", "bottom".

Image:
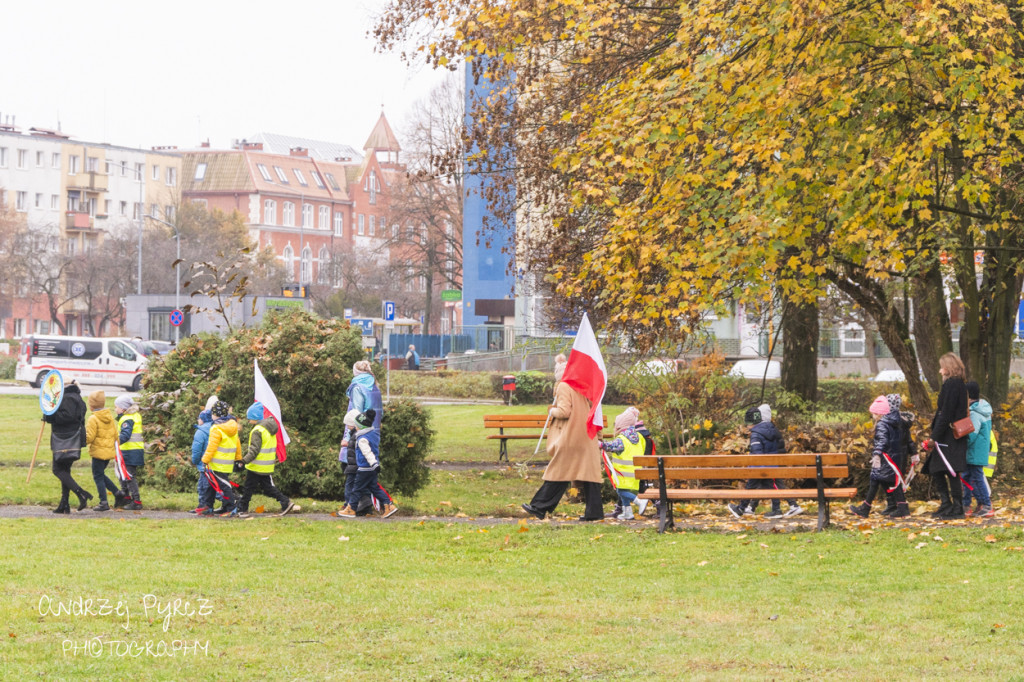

{"left": 657, "top": 456, "right": 673, "bottom": 533}
{"left": 498, "top": 430, "right": 508, "bottom": 463}
{"left": 815, "top": 454, "right": 829, "bottom": 531}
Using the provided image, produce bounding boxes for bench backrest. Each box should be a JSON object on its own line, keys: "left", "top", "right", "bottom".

{"left": 633, "top": 453, "right": 849, "bottom": 481}
{"left": 484, "top": 414, "right": 609, "bottom": 430}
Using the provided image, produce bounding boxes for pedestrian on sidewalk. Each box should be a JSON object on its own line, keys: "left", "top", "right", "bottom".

{"left": 849, "top": 394, "right": 911, "bottom": 518}
{"left": 962, "top": 381, "right": 994, "bottom": 518}
{"left": 922, "top": 352, "right": 969, "bottom": 520}
{"left": 189, "top": 396, "right": 225, "bottom": 514}
{"left": 599, "top": 407, "right": 647, "bottom": 520}
{"left": 338, "top": 409, "right": 397, "bottom": 518}
{"left": 84, "top": 390, "right": 124, "bottom": 511}
{"left": 728, "top": 404, "right": 802, "bottom": 520}
{"left": 200, "top": 401, "right": 242, "bottom": 517}
{"left": 236, "top": 402, "right": 298, "bottom": 517}
{"left": 44, "top": 380, "right": 91, "bottom": 513}
{"left": 115, "top": 395, "right": 145, "bottom": 511}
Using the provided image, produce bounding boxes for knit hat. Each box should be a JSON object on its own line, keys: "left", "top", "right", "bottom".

{"left": 197, "top": 410, "right": 212, "bottom": 425}
{"left": 343, "top": 409, "right": 360, "bottom": 428}
{"left": 211, "top": 400, "right": 231, "bottom": 418}
{"left": 614, "top": 407, "right": 639, "bottom": 434}
{"left": 353, "top": 360, "right": 373, "bottom": 376}
{"left": 757, "top": 404, "right": 771, "bottom": 423}
{"left": 869, "top": 395, "right": 889, "bottom": 416}
{"left": 966, "top": 381, "right": 980, "bottom": 401}
{"left": 205, "top": 395, "right": 219, "bottom": 411}
{"left": 246, "top": 402, "right": 265, "bottom": 420}
{"left": 744, "top": 407, "right": 762, "bottom": 425}
{"left": 356, "top": 409, "right": 376, "bottom": 429}
{"left": 885, "top": 394, "right": 902, "bottom": 413}
{"left": 114, "top": 395, "right": 137, "bottom": 412}
{"left": 88, "top": 391, "right": 105, "bottom": 411}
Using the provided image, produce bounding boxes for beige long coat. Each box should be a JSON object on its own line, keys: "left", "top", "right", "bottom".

{"left": 543, "top": 381, "right": 602, "bottom": 482}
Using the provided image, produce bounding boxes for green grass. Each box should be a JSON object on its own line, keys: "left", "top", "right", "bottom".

{"left": 2, "top": 520, "right": 1023, "bottom": 679}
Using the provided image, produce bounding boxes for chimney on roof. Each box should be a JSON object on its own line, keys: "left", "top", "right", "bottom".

{"left": 242, "top": 141, "right": 264, "bottom": 151}
{"left": 200, "top": 140, "right": 210, "bottom": 148}
{"left": 290, "top": 147, "right": 308, "bottom": 157}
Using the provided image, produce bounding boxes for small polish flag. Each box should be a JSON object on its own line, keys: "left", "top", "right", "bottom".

{"left": 254, "top": 359, "right": 290, "bottom": 462}
{"left": 559, "top": 313, "right": 607, "bottom": 439}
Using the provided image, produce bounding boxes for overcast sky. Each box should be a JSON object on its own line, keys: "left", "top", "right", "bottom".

{"left": 0, "top": 0, "right": 450, "bottom": 151}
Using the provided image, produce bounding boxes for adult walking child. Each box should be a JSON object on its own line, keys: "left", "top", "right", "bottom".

{"left": 922, "top": 352, "right": 969, "bottom": 519}
{"left": 114, "top": 395, "right": 144, "bottom": 511}
{"left": 44, "top": 380, "right": 91, "bottom": 513}
{"left": 849, "top": 395, "right": 911, "bottom": 518}
{"left": 237, "top": 402, "right": 298, "bottom": 517}
{"left": 963, "top": 381, "right": 994, "bottom": 517}
{"left": 338, "top": 409, "right": 398, "bottom": 518}
{"left": 200, "top": 401, "right": 242, "bottom": 517}
{"left": 84, "top": 391, "right": 124, "bottom": 511}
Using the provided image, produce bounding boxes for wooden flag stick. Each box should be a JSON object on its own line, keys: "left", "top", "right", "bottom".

{"left": 26, "top": 421, "right": 45, "bottom": 484}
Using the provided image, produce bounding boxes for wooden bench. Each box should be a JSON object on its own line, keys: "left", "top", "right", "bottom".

{"left": 635, "top": 453, "right": 856, "bottom": 532}
{"left": 483, "top": 414, "right": 608, "bottom": 462}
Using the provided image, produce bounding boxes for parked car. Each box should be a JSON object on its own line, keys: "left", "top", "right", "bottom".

{"left": 125, "top": 338, "right": 174, "bottom": 357}
{"left": 16, "top": 335, "right": 147, "bottom": 391}
{"left": 872, "top": 369, "right": 906, "bottom": 382}
{"left": 728, "top": 359, "right": 781, "bottom": 380}
{"left": 638, "top": 358, "right": 688, "bottom": 375}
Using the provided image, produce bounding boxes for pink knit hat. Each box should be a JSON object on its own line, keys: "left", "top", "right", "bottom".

{"left": 869, "top": 395, "right": 889, "bottom": 416}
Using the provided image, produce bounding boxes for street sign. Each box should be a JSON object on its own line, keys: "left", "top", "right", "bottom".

{"left": 440, "top": 289, "right": 462, "bottom": 302}
{"left": 351, "top": 318, "right": 374, "bottom": 336}
{"left": 170, "top": 309, "right": 184, "bottom": 327}
{"left": 39, "top": 370, "right": 65, "bottom": 416}
{"left": 344, "top": 308, "right": 353, "bottom": 320}
{"left": 383, "top": 300, "right": 396, "bottom": 322}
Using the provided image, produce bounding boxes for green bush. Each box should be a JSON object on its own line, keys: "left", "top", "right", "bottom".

{"left": 0, "top": 355, "right": 16, "bottom": 380}
{"left": 138, "top": 310, "right": 433, "bottom": 500}
{"left": 389, "top": 370, "right": 497, "bottom": 399}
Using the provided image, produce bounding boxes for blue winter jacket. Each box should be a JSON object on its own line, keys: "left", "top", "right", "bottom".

{"left": 749, "top": 422, "right": 784, "bottom": 455}
{"left": 346, "top": 375, "right": 383, "bottom": 430}
{"left": 354, "top": 427, "right": 381, "bottom": 470}
{"left": 191, "top": 422, "right": 213, "bottom": 470}
{"left": 966, "top": 399, "right": 993, "bottom": 466}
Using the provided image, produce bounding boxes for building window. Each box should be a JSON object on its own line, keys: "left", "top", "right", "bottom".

{"left": 165, "top": 205, "right": 175, "bottom": 221}
{"left": 13, "top": 319, "right": 24, "bottom": 337}
{"left": 283, "top": 202, "right": 295, "bottom": 226}
{"left": 319, "top": 206, "right": 329, "bottom": 229}
{"left": 264, "top": 199, "right": 276, "bottom": 225}
{"left": 369, "top": 170, "right": 377, "bottom": 204}
{"left": 34, "top": 193, "right": 43, "bottom": 208}
{"left": 17, "top": 149, "right": 28, "bottom": 169}
{"left": 369, "top": 215, "right": 375, "bottom": 236}
{"left": 152, "top": 164, "right": 160, "bottom": 180}
{"left": 120, "top": 201, "right": 127, "bottom": 216}
{"left": 88, "top": 197, "right": 97, "bottom": 217}
{"left": 15, "top": 192, "right": 26, "bottom": 211}
{"left": 0, "top": 148, "right": 7, "bottom": 167}
{"left": 51, "top": 152, "right": 60, "bottom": 168}
{"left": 392, "top": 223, "right": 399, "bottom": 239}
{"left": 293, "top": 169, "right": 308, "bottom": 186}
{"left": 133, "top": 202, "right": 142, "bottom": 219}
{"left": 194, "top": 163, "right": 207, "bottom": 181}
{"left": 69, "top": 156, "right": 79, "bottom": 174}
{"left": 334, "top": 212, "right": 343, "bottom": 236}
{"left": 35, "top": 319, "right": 51, "bottom": 335}
{"left": 35, "top": 151, "right": 43, "bottom": 167}
{"left": 311, "top": 170, "right": 325, "bottom": 189}
{"left": 282, "top": 245, "right": 294, "bottom": 279}
{"left": 135, "top": 162, "right": 144, "bottom": 178}
{"left": 357, "top": 214, "right": 364, "bottom": 235}
{"left": 274, "top": 166, "right": 289, "bottom": 183}
{"left": 166, "top": 167, "right": 177, "bottom": 186}
{"left": 300, "top": 246, "right": 312, "bottom": 285}
{"left": 87, "top": 156, "right": 98, "bottom": 172}
{"left": 150, "top": 203, "right": 159, "bottom": 218}
{"left": 191, "top": 198, "right": 207, "bottom": 208}
{"left": 317, "top": 247, "right": 329, "bottom": 284}
{"left": 121, "top": 161, "right": 128, "bottom": 176}
{"left": 325, "top": 173, "right": 340, "bottom": 190}
{"left": 103, "top": 199, "right": 111, "bottom": 215}
{"left": 51, "top": 195, "right": 59, "bottom": 210}
{"left": 302, "top": 203, "right": 313, "bottom": 228}
{"left": 68, "top": 192, "right": 80, "bottom": 212}
{"left": 67, "top": 238, "right": 77, "bottom": 256}
{"left": 257, "top": 164, "right": 272, "bottom": 182}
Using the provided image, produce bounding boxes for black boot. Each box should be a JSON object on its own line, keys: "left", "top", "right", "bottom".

{"left": 880, "top": 495, "right": 898, "bottom": 516}
{"left": 931, "top": 475, "right": 953, "bottom": 518}
{"left": 848, "top": 502, "right": 871, "bottom": 518}
{"left": 113, "top": 490, "right": 128, "bottom": 509}
{"left": 890, "top": 502, "right": 910, "bottom": 518}
{"left": 74, "top": 488, "right": 93, "bottom": 511}
{"left": 53, "top": 500, "right": 70, "bottom": 514}
{"left": 941, "top": 494, "right": 965, "bottom": 520}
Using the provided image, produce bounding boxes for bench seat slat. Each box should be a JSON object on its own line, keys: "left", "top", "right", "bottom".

{"left": 634, "top": 454, "right": 848, "bottom": 468}
{"left": 637, "top": 488, "right": 858, "bottom": 501}
{"left": 486, "top": 434, "right": 548, "bottom": 440}
{"left": 636, "top": 466, "right": 848, "bottom": 480}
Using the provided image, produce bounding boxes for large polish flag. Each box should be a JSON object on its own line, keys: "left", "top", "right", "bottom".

{"left": 559, "top": 313, "right": 607, "bottom": 439}
{"left": 254, "top": 359, "right": 290, "bottom": 462}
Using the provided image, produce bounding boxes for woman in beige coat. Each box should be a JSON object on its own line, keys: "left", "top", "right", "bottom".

{"left": 522, "top": 356, "right": 604, "bottom": 520}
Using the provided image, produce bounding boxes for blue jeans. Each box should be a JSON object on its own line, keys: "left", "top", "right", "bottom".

{"left": 351, "top": 469, "right": 390, "bottom": 512}
{"left": 962, "top": 465, "right": 991, "bottom": 507}
{"left": 196, "top": 465, "right": 224, "bottom": 508}
{"left": 344, "top": 472, "right": 357, "bottom": 507}
{"left": 617, "top": 489, "right": 638, "bottom": 507}
{"left": 91, "top": 459, "right": 119, "bottom": 503}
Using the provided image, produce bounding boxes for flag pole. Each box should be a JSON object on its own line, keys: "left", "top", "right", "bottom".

{"left": 26, "top": 421, "right": 45, "bottom": 484}
{"left": 533, "top": 410, "right": 553, "bottom": 456}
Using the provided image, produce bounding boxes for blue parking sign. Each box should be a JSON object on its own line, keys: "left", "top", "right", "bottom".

{"left": 383, "top": 301, "right": 396, "bottom": 322}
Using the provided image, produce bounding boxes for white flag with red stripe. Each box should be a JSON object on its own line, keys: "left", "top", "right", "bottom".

{"left": 254, "top": 359, "right": 290, "bottom": 462}
{"left": 560, "top": 313, "right": 607, "bottom": 439}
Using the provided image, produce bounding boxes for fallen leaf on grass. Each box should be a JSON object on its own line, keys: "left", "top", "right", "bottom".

{"left": 452, "top": 536, "right": 463, "bottom": 541}
{"left": 915, "top": 542, "right": 928, "bottom": 549}
{"left": 260, "top": 537, "right": 269, "bottom": 541}
{"left": 517, "top": 525, "right": 529, "bottom": 534}
{"left": 759, "top": 543, "right": 770, "bottom": 549}
{"left": 455, "top": 512, "right": 468, "bottom": 518}
{"left": 591, "top": 534, "right": 604, "bottom": 541}
{"left": 439, "top": 501, "right": 452, "bottom": 507}
{"left": 697, "top": 560, "right": 709, "bottom": 567}
{"left": 768, "top": 571, "right": 779, "bottom": 577}
{"left": 8, "top": 633, "right": 15, "bottom": 639}
{"left": 857, "top": 523, "right": 872, "bottom": 531}
{"left": 255, "top": 505, "right": 265, "bottom": 514}
{"left": 907, "top": 533, "right": 917, "bottom": 540}
{"left": 993, "top": 623, "right": 1005, "bottom": 629}
{"left": 338, "top": 536, "right": 349, "bottom": 542}
{"left": 417, "top": 521, "right": 425, "bottom": 526}
{"left": 985, "top": 535, "right": 997, "bottom": 543}
{"left": 477, "top": 528, "right": 489, "bottom": 533}
{"left": 503, "top": 535, "right": 510, "bottom": 545}
{"left": 933, "top": 536, "right": 944, "bottom": 542}
{"left": 737, "top": 534, "right": 747, "bottom": 540}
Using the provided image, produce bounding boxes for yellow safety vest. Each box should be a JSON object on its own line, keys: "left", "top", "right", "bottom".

{"left": 208, "top": 424, "right": 241, "bottom": 474}
{"left": 118, "top": 413, "right": 144, "bottom": 452}
{"left": 245, "top": 424, "right": 277, "bottom": 474}
{"left": 984, "top": 430, "right": 998, "bottom": 478}
{"left": 607, "top": 433, "right": 645, "bottom": 492}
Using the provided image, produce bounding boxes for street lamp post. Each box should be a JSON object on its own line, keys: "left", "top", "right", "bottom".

{"left": 145, "top": 213, "right": 181, "bottom": 344}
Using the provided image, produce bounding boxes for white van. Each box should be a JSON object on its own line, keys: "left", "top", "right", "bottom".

{"left": 16, "top": 335, "right": 147, "bottom": 391}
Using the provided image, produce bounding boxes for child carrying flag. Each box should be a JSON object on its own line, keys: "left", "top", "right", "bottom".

{"left": 237, "top": 402, "right": 298, "bottom": 517}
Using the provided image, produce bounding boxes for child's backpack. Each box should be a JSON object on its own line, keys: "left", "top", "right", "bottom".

{"left": 985, "top": 430, "right": 998, "bottom": 478}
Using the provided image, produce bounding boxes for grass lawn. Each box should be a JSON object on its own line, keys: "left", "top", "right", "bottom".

{"left": 2, "top": 519, "right": 1023, "bottom": 680}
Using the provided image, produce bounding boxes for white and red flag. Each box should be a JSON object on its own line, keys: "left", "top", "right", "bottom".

{"left": 254, "top": 359, "right": 290, "bottom": 462}
{"left": 559, "top": 313, "right": 607, "bottom": 439}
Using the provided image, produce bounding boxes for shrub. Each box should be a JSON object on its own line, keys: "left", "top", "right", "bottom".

{"left": 139, "top": 310, "right": 433, "bottom": 500}
{"left": 388, "top": 370, "right": 497, "bottom": 399}
{"left": 0, "top": 354, "right": 16, "bottom": 380}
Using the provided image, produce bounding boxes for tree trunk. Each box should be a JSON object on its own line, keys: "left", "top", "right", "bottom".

{"left": 864, "top": 324, "right": 879, "bottom": 376}
{"left": 980, "top": 232, "right": 1024, "bottom": 410}
{"left": 911, "top": 263, "right": 953, "bottom": 392}
{"left": 780, "top": 295, "right": 818, "bottom": 402}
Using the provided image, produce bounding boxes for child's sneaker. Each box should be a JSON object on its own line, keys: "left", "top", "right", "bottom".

{"left": 614, "top": 507, "right": 635, "bottom": 521}
{"left": 125, "top": 501, "right": 143, "bottom": 512}
{"left": 604, "top": 505, "right": 622, "bottom": 519}
{"left": 964, "top": 505, "right": 975, "bottom": 517}
{"left": 382, "top": 504, "right": 399, "bottom": 518}
{"left": 189, "top": 506, "right": 209, "bottom": 515}
{"left": 337, "top": 505, "right": 356, "bottom": 518}
{"left": 784, "top": 505, "right": 803, "bottom": 517}
{"left": 765, "top": 509, "right": 785, "bottom": 519}
{"left": 979, "top": 505, "right": 995, "bottom": 518}
{"left": 236, "top": 511, "right": 251, "bottom": 519}
{"left": 742, "top": 506, "right": 756, "bottom": 516}
{"left": 848, "top": 502, "right": 871, "bottom": 518}
{"left": 636, "top": 499, "right": 649, "bottom": 515}
{"left": 728, "top": 503, "right": 745, "bottom": 519}
{"left": 279, "top": 501, "right": 298, "bottom": 516}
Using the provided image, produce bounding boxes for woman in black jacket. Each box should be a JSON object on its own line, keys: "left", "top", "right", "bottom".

{"left": 43, "top": 381, "right": 92, "bottom": 513}
{"left": 925, "top": 353, "right": 969, "bottom": 519}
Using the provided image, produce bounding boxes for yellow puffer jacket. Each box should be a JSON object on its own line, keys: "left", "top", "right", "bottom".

{"left": 85, "top": 409, "right": 118, "bottom": 460}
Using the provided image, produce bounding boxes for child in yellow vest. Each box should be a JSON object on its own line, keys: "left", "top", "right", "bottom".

{"left": 237, "top": 402, "right": 298, "bottom": 517}
{"left": 599, "top": 408, "right": 647, "bottom": 520}
{"left": 200, "top": 401, "right": 242, "bottom": 517}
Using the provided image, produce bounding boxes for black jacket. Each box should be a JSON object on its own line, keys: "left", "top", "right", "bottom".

{"left": 927, "top": 376, "right": 968, "bottom": 473}
{"left": 870, "top": 412, "right": 908, "bottom": 482}
{"left": 749, "top": 421, "right": 784, "bottom": 454}
{"left": 43, "top": 383, "right": 87, "bottom": 445}
{"left": 343, "top": 427, "right": 358, "bottom": 475}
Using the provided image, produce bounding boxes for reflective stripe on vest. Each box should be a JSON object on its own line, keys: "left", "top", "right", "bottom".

{"left": 118, "top": 414, "right": 144, "bottom": 451}
{"left": 609, "top": 434, "right": 644, "bottom": 491}
{"left": 985, "top": 430, "right": 998, "bottom": 478}
{"left": 209, "top": 425, "right": 240, "bottom": 473}
{"left": 245, "top": 424, "right": 277, "bottom": 474}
